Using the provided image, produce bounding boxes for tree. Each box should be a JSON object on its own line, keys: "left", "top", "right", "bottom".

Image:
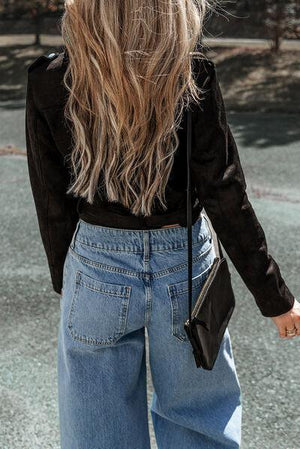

{"left": 231, "top": 0, "right": 300, "bottom": 51}
{"left": 0, "top": 0, "right": 64, "bottom": 45}
{"left": 265, "top": 0, "right": 300, "bottom": 51}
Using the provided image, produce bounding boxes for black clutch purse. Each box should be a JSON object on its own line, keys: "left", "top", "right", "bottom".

{"left": 184, "top": 108, "right": 236, "bottom": 370}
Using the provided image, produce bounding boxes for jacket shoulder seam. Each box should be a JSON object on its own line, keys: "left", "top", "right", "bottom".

{"left": 27, "top": 52, "right": 60, "bottom": 74}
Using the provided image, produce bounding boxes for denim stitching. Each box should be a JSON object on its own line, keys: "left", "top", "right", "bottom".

{"left": 77, "top": 271, "right": 131, "bottom": 297}
{"left": 168, "top": 261, "right": 214, "bottom": 341}
{"left": 77, "top": 216, "right": 203, "bottom": 233}
{"left": 68, "top": 241, "right": 213, "bottom": 280}
{"left": 167, "top": 261, "right": 213, "bottom": 297}
{"left": 67, "top": 270, "right": 131, "bottom": 345}
{"left": 74, "top": 234, "right": 209, "bottom": 253}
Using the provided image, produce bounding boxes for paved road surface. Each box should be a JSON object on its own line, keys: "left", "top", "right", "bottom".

{"left": 204, "top": 37, "right": 300, "bottom": 50}
{"left": 0, "top": 34, "right": 299, "bottom": 50}
{"left": 0, "top": 108, "right": 299, "bottom": 449}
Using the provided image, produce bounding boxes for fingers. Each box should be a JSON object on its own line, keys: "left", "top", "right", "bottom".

{"left": 294, "top": 318, "right": 300, "bottom": 336}
{"left": 272, "top": 298, "right": 300, "bottom": 339}
{"left": 278, "top": 315, "right": 298, "bottom": 339}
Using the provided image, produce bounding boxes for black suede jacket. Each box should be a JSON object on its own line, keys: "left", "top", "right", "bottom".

{"left": 25, "top": 49, "right": 295, "bottom": 317}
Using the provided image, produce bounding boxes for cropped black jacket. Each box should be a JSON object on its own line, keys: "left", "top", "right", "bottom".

{"left": 25, "top": 49, "right": 295, "bottom": 317}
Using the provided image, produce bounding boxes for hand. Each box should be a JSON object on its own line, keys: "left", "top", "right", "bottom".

{"left": 271, "top": 298, "right": 300, "bottom": 338}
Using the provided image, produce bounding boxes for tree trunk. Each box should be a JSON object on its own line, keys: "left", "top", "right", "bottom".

{"left": 272, "top": 25, "right": 281, "bottom": 52}
{"left": 34, "top": 14, "right": 41, "bottom": 46}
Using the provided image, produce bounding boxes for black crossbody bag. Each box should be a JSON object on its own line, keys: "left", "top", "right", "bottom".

{"left": 183, "top": 108, "right": 236, "bottom": 370}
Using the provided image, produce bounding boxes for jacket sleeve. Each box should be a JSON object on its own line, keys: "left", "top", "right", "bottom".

{"left": 191, "top": 60, "right": 295, "bottom": 317}
{"left": 25, "top": 72, "right": 79, "bottom": 295}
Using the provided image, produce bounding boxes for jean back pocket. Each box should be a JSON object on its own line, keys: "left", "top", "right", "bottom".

{"left": 67, "top": 270, "right": 131, "bottom": 346}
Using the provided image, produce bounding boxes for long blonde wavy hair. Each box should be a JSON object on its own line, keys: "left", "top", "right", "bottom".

{"left": 60, "top": 0, "right": 212, "bottom": 216}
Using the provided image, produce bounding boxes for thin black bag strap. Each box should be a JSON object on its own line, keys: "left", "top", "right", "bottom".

{"left": 186, "top": 108, "right": 223, "bottom": 324}
{"left": 186, "top": 108, "right": 193, "bottom": 324}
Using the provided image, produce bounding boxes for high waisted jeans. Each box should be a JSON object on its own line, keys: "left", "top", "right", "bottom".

{"left": 57, "top": 213, "right": 242, "bottom": 449}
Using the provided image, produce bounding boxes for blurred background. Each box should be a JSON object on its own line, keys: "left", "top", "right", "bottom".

{"left": 0, "top": 1, "right": 299, "bottom": 448}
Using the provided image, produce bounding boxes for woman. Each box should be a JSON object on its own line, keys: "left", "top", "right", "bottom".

{"left": 25, "top": 1, "right": 299, "bottom": 448}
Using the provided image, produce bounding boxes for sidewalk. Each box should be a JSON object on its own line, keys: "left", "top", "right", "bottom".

{"left": 204, "top": 37, "right": 300, "bottom": 50}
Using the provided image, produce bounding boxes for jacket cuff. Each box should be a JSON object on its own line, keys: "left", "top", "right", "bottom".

{"left": 50, "top": 264, "right": 63, "bottom": 295}
{"left": 256, "top": 285, "right": 295, "bottom": 317}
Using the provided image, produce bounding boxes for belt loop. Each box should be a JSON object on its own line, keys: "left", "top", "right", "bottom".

{"left": 70, "top": 220, "right": 80, "bottom": 250}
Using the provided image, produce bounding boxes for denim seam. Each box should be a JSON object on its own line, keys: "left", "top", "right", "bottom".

{"left": 77, "top": 216, "right": 202, "bottom": 233}
{"left": 78, "top": 281, "right": 131, "bottom": 297}
{"left": 167, "top": 261, "right": 214, "bottom": 297}
{"left": 144, "top": 279, "right": 152, "bottom": 327}
{"left": 68, "top": 241, "right": 213, "bottom": 280}
{"left": 168, "top": 261, "right": 214, "bottom": 341}
{"left": 67, "top": 270, "right": 131, "bottom": 346}
{"left": 69, "top": 221, "right": 80, "bottom": 250}
{"left": 77, "top": 272, "right": 131, "bottom": 297}
{"left": 169, "top": 295, "right": 183, "bottom": 340}
{"left": 154, "top": 244, "right": 212, "bottom": 278}
{"left": 73, "top": 234, "right": 209, "bottom": 253}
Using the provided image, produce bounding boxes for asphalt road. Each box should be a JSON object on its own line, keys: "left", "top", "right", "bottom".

{"left": 0, "top": 108, "right": 299, "bottom": 449}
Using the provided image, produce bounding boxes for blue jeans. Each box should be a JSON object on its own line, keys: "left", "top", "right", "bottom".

{"left": 57, "top": 213, "right": 242, "bottom": 449}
